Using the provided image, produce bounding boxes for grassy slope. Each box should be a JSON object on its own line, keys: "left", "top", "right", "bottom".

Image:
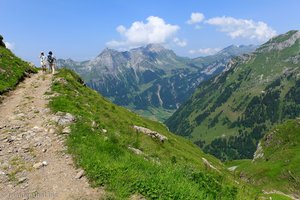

{"left": 166, "top": 30, "right": 300, "bottom": 160}
{"left": 49, "top": 68, "right": 260, "bottom": 199}
{"left": 0, "top": 46, "right": 37, "bottom": 94}
{"left": 132, "top": 106, "right": 176, "bottom": 122}
{"left": 226, "top": 119, "right": 300, "bottom": 198}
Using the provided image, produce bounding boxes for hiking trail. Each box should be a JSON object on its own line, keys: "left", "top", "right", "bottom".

{"left": 0, "top": 72, "right": 104, "bottom": 200}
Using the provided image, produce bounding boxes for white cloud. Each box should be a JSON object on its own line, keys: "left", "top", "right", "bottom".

{"left": 116, "top": 25, "right": 126, "bottom": 34}
{"left": 205, "top": 16, "right": 277, "bottom": 41}
{"left": 4, "top": 42, "right": 15, "bottom": 50}
{"left": 189, "top": 48, "right": 221, "bottom": 55}
{"left": 187, "top": 12, "right": 205, "bottom": 24}
{"left": 107, "top": 16, "right": 180, "bottom": 48}
{"left": 173, "top": 37, "right": 187, "bottom": 47}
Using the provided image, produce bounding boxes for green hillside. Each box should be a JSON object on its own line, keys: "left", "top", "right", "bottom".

{"left": 0, "top": 40, "right": 292, "bottom": 199}
{"left": 166, "top": 30, "right": 300, "bottom": 161}
{"left": 226, "top": 119, "right": 300, "bottom": 199}
{"left": 0, "top": 43, "right": 37, "bottom": 94}
{"left": 49, "top": 68, "right": 260, "bottom": 199}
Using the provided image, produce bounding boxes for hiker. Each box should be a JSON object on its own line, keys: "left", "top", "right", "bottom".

{"left": 40, "top": 52, "right": 47, "bottom": 73}
{"left": 0, "top": 35, "right": 6, "bottom": 48}
{"left": 47, "top": 51, "right": 56, "bottom": 74}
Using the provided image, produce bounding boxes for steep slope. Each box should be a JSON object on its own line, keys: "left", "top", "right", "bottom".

{"left": 226, "top": 118, "right": 300, "bottom": 199}
{"left": 166, "top": 30, "right": 300, "bottom": 161}
{"left": 0, "top": 44, "right": 37, "bottom": 94}
{"left": 58, "top": 44, "right": 256, "bottom": 121}
{"left": 49, "top": 68, "right": 260, "bottom": 199}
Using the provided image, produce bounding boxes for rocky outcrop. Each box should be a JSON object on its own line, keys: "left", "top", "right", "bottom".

{"left": 202, "top": 157, "right": 220, "bottom": 173}
{"left": 227, "top": 166, "right": 238, "bottom": 172}
{"left": 253, "top": 142, "right": 264, "bottom": 162}
{"left": 133, "top": 125, "right": 167, "bottom": 142}
{"left": 128, "top": 146, "right": 143, "bottom": 155}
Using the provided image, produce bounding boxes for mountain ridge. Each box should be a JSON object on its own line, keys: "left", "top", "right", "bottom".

{"left": 57, "top": 44, "right": 256, "bottom": 121}
{"left": 166, "top": 30, "right": 300, "bottom": 161}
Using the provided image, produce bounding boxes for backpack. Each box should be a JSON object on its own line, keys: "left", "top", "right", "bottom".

{"left": 47, "top": 55, "right": 54, "bottom": 64}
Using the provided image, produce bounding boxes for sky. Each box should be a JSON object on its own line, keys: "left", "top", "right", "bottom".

{"left": 1, "top": 0, "right": 300, "bottom": 65}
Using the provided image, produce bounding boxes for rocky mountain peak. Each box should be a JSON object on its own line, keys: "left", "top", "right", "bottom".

{"left": 144, "top": 43, "right": 166, "bottom": 52}
{"left": 98, "top": 48, "right": 120, "bottom": 57}
{"left": 88, "top": 48, "right": 121, "bottom": 69}
{"left": 217, "top": 44, "right": 257, "bottom": 57}
{"left": 130, "top": 44, "right": 170, "bottom": 55}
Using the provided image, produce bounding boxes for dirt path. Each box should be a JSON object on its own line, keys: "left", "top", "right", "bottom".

{"left": 0, "top": 72, "right": 104, "bottom": 200}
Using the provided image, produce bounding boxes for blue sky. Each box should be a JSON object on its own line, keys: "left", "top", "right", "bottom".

{"left": 1, "top": 0, "right": 300, "bottom": 64}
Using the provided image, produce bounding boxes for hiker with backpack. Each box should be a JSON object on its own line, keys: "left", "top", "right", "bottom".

{"left": 47, "top": 51, "right": 56, "bottom": 75}
{"left": 40, "top": 52, "right": 47, "bottom": 73}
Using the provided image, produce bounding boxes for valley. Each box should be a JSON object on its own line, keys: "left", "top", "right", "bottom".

{"left": 57, "top": 44, "right": 256, "bottom": 121}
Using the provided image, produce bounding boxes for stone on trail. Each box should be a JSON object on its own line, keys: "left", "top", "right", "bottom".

{"left": 75, "top": 170, "right": 85, "bottom": 179}
{"left": 18, "top": 177, "right": 27, "bottom": 184}
{"left": 62, "top": 126, "right": 71, "bottom": 134}
{"left": 33, "top": 161, "right": 48, "bottom": 169}
{"left": 33, "top": 162, "right": 43, "bottom": 169}
{"left": 48, "top": 128, "right": 56, "bottom": 134}
{"left": 32, "top": 126, "right": 45, "bottom": 133}
{"left": 22, "top": 144, "right": 30, "bottom": 149}
{"left": 42, "top": 161, "right": 48, "bottom": 166}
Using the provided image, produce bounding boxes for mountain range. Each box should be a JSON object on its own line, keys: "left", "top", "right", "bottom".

{"left": 57, "top": 44, "right": 256, "bottom": 121}
{"left": 1, "top": 32, "right": 299, "bottom": 199}
{"left": 0, "top": 44, "right": 249, "bottom": 199}
{"left": 166, "top": 30, "right": 300, "bottom": 161}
